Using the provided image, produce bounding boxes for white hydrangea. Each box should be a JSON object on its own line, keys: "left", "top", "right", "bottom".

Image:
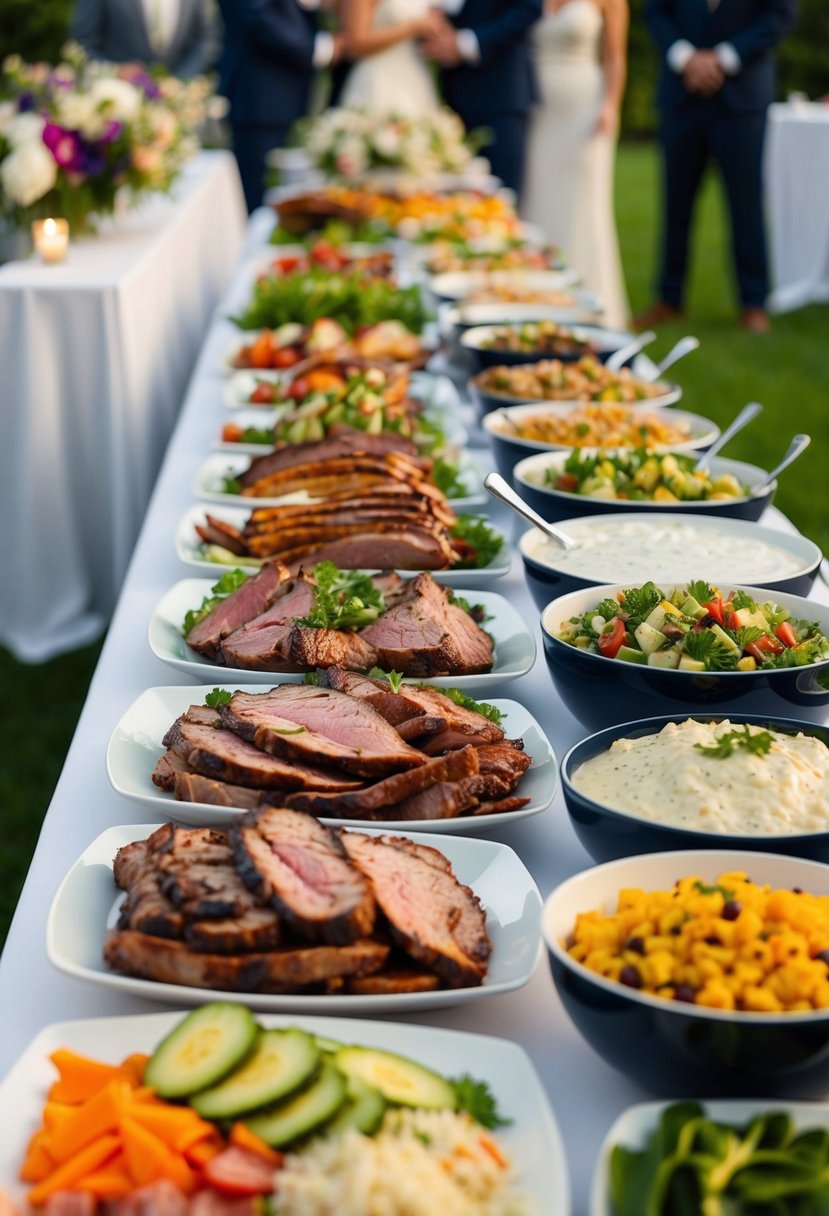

{"left": 89, "top": 77, "right": 142, "bottom": 123}
{"left": 1, "top": 139, "right": 57, "bottom": 206}
{"left": 6, "top": 110, "right": 46, "bottom": 149}
{"left": 372, "top": 126, "right": 402, "bottom": 158}
{"left": 56, "top": 90, "right": 105, "bottom": 138}
{"left": 0, "top": 100, "right": 17, "bottom": 134}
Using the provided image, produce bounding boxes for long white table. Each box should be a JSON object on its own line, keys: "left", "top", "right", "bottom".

{"left": 2, "top": 210, "right": 827, "bottom": 1214}
{"left": 766, "top": 101, "right": 829, "bottom": 314}
{"left": 0, "top": 150, "right": 247, "bottom": 663}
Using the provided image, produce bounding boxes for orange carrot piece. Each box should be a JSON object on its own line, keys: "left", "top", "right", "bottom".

{"left": 20, "top": 1133, "right": 55, "bottom": 1183}
{"left": 120, "top": 1115, "right": 196, "bottom": 1194}
{"left": 47, "top": 1080, "right": 133, "bottom": 1165}
{"left": 48, "top": 1050, "right": 125, "bottom": 1104}
{"left": 126, "top": 1101, "right": 217, "bottom": 1153}
{"left": 28, "top": 1133, "right": 121, "bottom": 1206}
{"left": 74, "top": 1152, "right": 134, "bottom": 1201}
{"left": 41, "top": 1103, "right": 76, "bottom": 1133}
{"left": 229, "top": 1123, "right": 284, "bottom": 1167}
{"left": 183, "top": 1133, "right": 224, "bottom": 1169}
{"left": 118, "top": 1053, "right": 150, "bottom": 1086}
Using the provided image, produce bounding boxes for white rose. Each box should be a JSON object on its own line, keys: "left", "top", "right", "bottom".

{"left": 57, "top": 91, "right": 104, "bottom": 139}
{"left": 1, "top": 140, "right": 57, "bottom": 207}
{"left": 89, "top": 77, "right": 142, "bottom": 123}
{"left": 6, "top": 111, "right": 45, "bottom": 149}
{"left": 372, "top": 127, "right": 401, "bottom": 159}
{"left": 0, "top": 101, "right": 16, "bottom": 134}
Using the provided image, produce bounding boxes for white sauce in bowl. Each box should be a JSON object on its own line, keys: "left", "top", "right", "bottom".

{"left": 573, "top": 719, "right": 829, "bottom": 836}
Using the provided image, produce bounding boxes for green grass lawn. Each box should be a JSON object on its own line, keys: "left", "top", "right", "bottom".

{"left": 1, "top": 141, "right": 828, "bottom": 949}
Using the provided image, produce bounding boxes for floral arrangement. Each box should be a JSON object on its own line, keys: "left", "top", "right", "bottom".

{"left": 297, "top": 106, "right": 489, "bottom": 183}
{"left": 0, "top": 44, "right": 217, "bottom": 233}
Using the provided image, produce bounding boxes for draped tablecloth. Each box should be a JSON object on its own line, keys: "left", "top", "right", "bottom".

{"left": 766, "top": 102, "right": 829, "bottom": 314}
{"left": 0, "top": 150, "right": 247, "bottom": 663}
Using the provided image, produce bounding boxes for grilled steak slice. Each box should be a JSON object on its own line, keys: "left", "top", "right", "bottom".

{"left": 471, "top": 795, "right": 531, "bottom": 816}
{"left": 185, "top": 562, "right": 288, "bottom": 659}
{"left": 286, "top": 746, "right": 479, "bottom": 817}
{"left": 172, "top": 771, "right": 265, "bottom": 810}
{"left": 104, "top": 931, "right": 388, "bottom": 993}
{"left": 419, "top": 729, "right": 497, "bottom": 754}
{"left": 394, "top": 715, "right": 447, "bottom": 741}
{"left": 163, "top": 705, "right": 360, "bottom": 792}
{"left": 340, "top": 832, "right": 490, "bottom": 987}
{"left": 237, "top": 434, "right": 423, "bottom": 489}
{"left": 231, "top": 807, "right": 376, "bottom": 944}
{"left": 184, "top": 909, "right": 282, "bottom": 954}
{"left": 379, "top": 776, "right": 483, "bottom": 821}
{"left": 348, "top": 969, "right": 441, "bottom": 995}
{"left": 194, "top": 513, "right": 248, "bottom": 555}
{"left": 152, "top": 750, "right": 196, "bottom": 791}
{"left": 281, "top": 531, "right": 456, "bottom": 571}
{"left": 151, "top": 826, "right": 259, "bottom": 920}
{"left": 475, "top": 742, "right": 533, "bottom": 788}
{"left": 113, "top": 841, "right": 183, "bottom": 940}
{"left": 220, "top": 686, "right": 425, "bottom": 777}
{"left": 219, "top": 575, "right": 316, "bottom": 670}
{"left": 279, "top": 626, "right": 378, "bottom": 672}
{"left": 359, "top": 574, "right": 493, "bottom": 677}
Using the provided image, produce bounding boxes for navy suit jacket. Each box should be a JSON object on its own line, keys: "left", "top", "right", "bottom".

{"left": 440, "top": 0, "right": 542, "bottom": 119}
{"left": 646, "top": 0, "right": 796, "bottom": 113}
{"left": 216, "top": 0, "right": 318, "bottom": 128}
{"left": 71, "top": 0, "right": 215, "bottom": 76}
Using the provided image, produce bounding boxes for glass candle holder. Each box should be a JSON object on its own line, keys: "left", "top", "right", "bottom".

{"left": 31, "top": 218, "right": 69, "bottom": 264}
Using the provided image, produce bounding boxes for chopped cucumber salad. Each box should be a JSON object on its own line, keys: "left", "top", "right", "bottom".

{"left": 558, "top": 581, "right": 829, "bottom": 672}
{"left": 548, "top": 448, "right": 749, "bottom": 504}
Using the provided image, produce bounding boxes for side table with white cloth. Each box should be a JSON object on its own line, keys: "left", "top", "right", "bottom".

{"left": 766, "top": 101, "right": 829, "bottom": 314}
{"left": 0, "top": 150, "right": 247, "bottom": 663}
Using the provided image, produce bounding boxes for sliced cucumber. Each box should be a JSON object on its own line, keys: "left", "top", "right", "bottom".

{"left": 245, "top": 1061, "right": 347, "bottom": 1147}
{"left": 325, "top": 1076, "right": 387, "bottom": 1137}
{"left": 144, "top": 1003, "right": 258, "bottom": 1100}
{"left": 191, "top": 1028, "right": 320, "bottom": 1120}
{"left": 334, "top": 1046, "right": 457, "bottom": 1111}
{"left": 314, "top": 1035, "right": 346, "bottom": 1055}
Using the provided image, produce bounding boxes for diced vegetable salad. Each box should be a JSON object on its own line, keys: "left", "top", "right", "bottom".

{"left": 548, "top": 449, "right": 748, "bottom": 503}
{"left": 557, "top": 581, "right": 829, "bottom": 672}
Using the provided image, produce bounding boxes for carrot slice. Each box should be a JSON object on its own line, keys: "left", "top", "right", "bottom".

{"left": 41, "top": 1103, "right": 76, "bottom": 1133}
{"left": 120, "top": 1115, "right": 196, "bottom": 1194}
{"left": 119, "top": 1053, "right": 150, "bottom": 1086}
{"left": 74, "top": 1152, "right": 134, "bottom": 1200}
{"left": 229, "top": 1123, "right": 284, "bottom": 1167}
{"left": 47, "top": 1081, "right": 132, "bottom": 1164}
{"left": 28, "top": 1133, "right": 121, "bottom": 1205}
{"left": 126, "top": 1101, "right": 217, "bottom": 1152}
{"left": 19, "top": 1132, "right": 55, "bottom": 1183}
{"left": 183, "top": 1133, "right": 224, "bottom": 1169}
{"left": 48, "top": 1050, "right": 125, "bottom": 1104}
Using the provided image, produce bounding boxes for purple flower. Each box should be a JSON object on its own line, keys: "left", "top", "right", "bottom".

{"left": 17, "top": 92, "right": 36, "bottom": 112}
{"left": 42, "top": 121, "right": 83, "bottom": 170}
{"left": 48, "top": 72, "right": 75, "bottom": 90}
{"left": 100, "top": 120, "right": 123, "bottom": 144}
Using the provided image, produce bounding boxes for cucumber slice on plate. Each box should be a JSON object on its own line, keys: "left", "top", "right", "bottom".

{"left": 314, "top": 1035, "right": 345, "bottom": 1055}
{"left": 334, "top": 1046, "right": 457, "bottom": 1111}
{"left": 191, "top": 1028, "right": 320, "bottom": 1120}
{"left": 245, "top": 1061, "right": 348, "bottom": 1147}
{"left": 144, "top": 1003, "right": 258, "bottom": 1099}
{"left": 325, "top": 1076, "right": 387, "bottom": 1136}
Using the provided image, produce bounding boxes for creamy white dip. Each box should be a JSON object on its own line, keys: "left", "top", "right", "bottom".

{"left": 525, "top": 518, "right": 805, "bottom": 583}
{"left": 573, "top": 719, "right": 829, "bottom": 836}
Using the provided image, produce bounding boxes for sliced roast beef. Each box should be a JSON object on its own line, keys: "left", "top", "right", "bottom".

{"left": 219, "top": 574, "right": 317, "bottom": 669}
{"left": 194, "top": 513, "right": 248, "bottom": 555}
{"left": 237, "top": 433, "right": 423, "bottom": 490}
{"left": 231, "top": 807, "right": 376, "bottom": 944}
{"left": 185, "top": 562, "right": 288, "bottom": 659}
{"left": 219, "top": 686, "right": 426, "bottom": 777}
{"left": 104, "top": 930, "right": 388, "bottom": 993}
{"left": 151, "top": 826, "right": 262, "bottom": 921}
{"left": 152, "top": 750, "right": 196, "bottom": 791}
{"left": 278, "top": 625, "right": 378, "bottom": 672}
{"left": 281, "top": 531, "right": 455, "bottom": 572}
{"left": 113, "top": 840, "right": 183, "bottom": 940}
{"left": 183, "top": 907, "right": 282, "bottom": 954}
{"left": 172, "top": 770, "right": 265, "bottom": 810}
{"left": 394, "top": 715, "right": 447, "bottom": 741}
{"left": 471, "top": 795, "right": 531, "bottom": 816}
{"left": 348, "top": 968, "right": 441, "bottom": 995}
{"left": 340, "top": 831, "right": 491, "bottom": 987}
{"left": 162, "top": 705, "right": 361, "bottom": 792}
{"left": 380, "top": 776, "right": 483, "bottom": 821}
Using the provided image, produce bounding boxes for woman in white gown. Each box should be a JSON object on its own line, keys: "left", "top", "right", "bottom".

{"left": 339, "top": 0, "right": 446, "bottom": 118}
{"left": 523, "top": 0, "right": 630, "bottom": 329}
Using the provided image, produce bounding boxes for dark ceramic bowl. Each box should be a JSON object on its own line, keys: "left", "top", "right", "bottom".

{"left": 523, "top": 522, "right": 822, "bottom": 609}
{"left": 539, "top": 581, "right": 829, "bottom": 729}
{"left": 482, "top": 404, "right": 713, "bottom": 484}
{"left": 459, "top": 323, "right": 637, "bottom": 372}
{"left": 439, "top": 302, "right": 605, "bottom": 348}
{"left": 514, "top": 451, "right": 776, "bottom": 525}
{"left": 543, "top": 848, "right": 829, "bottom": 1098}
{"left": 562, "top": 713, "right": 829, "bottom": 864}
{"left": 428, "top": 267, "right": 581, "bottom": 305}
{"left": 471, "top": 375, "right": 683, "bottom": 420}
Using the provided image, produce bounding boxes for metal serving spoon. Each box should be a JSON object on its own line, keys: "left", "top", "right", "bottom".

{"left": 694, "top": 401, "right": 763, "bottom": 473}
{"left": 751, "top": 433, "right": 811, "bottom": 497}
{"left": 647, "top": 334, "right": 700, "bottom": 381}
{"left": 484, "top": 471, "right": 580, "bottom": 551}
{"left": 605, "top": 330, "right": 656, "bottom": 373}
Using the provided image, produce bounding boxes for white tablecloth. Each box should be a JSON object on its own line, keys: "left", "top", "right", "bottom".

{"left": 0, "top": 151, "right": 247, "bottom": 663}
{"left": 1, "top": 210, "right": 827, "bottom": 1214}
{"left": 766, "top": 102, "right": 829, "bottom": 314}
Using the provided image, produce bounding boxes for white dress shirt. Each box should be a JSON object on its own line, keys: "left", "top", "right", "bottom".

{"left": 296, "top": 0, "right": 336, "bottom": 67}
{"left": 441, "top": 0, "right": 480, "bottom": 63}
{"left": 141, "top": 0, "right": 180, "bottom": 53}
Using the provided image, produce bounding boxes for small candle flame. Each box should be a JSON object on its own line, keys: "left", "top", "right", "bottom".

{"left": 44, "top": 218, "right": 57, "bottom": 236}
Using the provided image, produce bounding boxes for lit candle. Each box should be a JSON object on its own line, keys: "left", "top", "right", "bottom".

{"left": 31, "top": 218, "right": 69, "bottom": 264}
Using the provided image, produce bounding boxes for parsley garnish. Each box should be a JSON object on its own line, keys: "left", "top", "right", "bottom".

{"left": 596, "top": 597, "right": 622, "bottom": 623}
{"left": 687, "top": 580, "right": 715, "bottom": 605}
{"left": 693, "top": 881, "right": 735, "bottom": 899}
{"left": 433, "top": 686, "right": 503, "bottom": 726}
{"left": 694, "top": 725, "right": 774, "bottom": 760}
{"left": 297, "top": 563, "right": 385, "bottom": 630}
{"left": 450, "top": 516, "right": 504, "bottom": 569}
{"left": 367, "top": 668, "right": 404, "bottom": 693}
{"left": 452, "top": 1075, "right": 511, "bottom": 1129}
{"left": 619, "top": 582, "right": 663, "bottom": 630}
{"left": 205, "top": 688, "right": 232, "bottom": 708}
{"left": 222, "top": 475, "right": 243, "bottom": 495}
{"left": 683, "top": 630, "right": 738, "bottom": 671}
{"left": 431, "top": 456, "right": 467, "bottom": 499}
{"left": 183, "top": 569, "right": 249, "bottom": 636}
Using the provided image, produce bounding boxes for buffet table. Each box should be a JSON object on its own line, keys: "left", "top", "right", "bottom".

{"left": 766, "top": 101, "right": 829, "bottom": 314}
{"left": 2, "top": 209, "right": 828, "bottom": 1215}
{"left": 0, "top": 150, "right": 247, "bottom": 663}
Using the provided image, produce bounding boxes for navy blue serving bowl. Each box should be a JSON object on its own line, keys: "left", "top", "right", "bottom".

{"left": 523, "top": 522, "right": 822, "bottom": 609}
{"left": 539, "top": 581, "right": 829, "bottom": 729}
{"left": 459, "top": 323, "right": 638, "bottom": 372}
{"left": 514, "top": 452, "right": 776, "bottom": 525}
{"left": 471, "top": 372, "right": 683, "bottom": 421}
{"left": 562, "top": 713, "right": 829, "bottom": 864}
{"left": 543, "top": 849, "right": 829, "bottom": 1097}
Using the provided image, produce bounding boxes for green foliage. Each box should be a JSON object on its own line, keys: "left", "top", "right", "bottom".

{"left": 3, "top": 0, "right": 73, "bottom": 64}
{"left": 297, "top": 563, "right": 385, "bottom": 630}
{"left": 452, "top": 1075, "right": 511, "bottom": 1130}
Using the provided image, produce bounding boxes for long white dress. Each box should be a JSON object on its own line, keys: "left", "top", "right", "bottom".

{"left": 523, "top": 0, "right": 629, "bottom": 328}
{"left": 339, "top": 0, "right": 441, "bottom": 118}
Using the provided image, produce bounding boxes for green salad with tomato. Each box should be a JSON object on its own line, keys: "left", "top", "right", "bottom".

{"left": 558, "top": 580, "right": 829, "bottom": 672}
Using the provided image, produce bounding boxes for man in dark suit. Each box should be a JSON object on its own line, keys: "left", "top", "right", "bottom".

{"left": 637, "top": 0, "right": 795, "bottom": 333}
{"left": 420, "top": 0, "right": 542, "bottom": 199}
{"left": 216, "top": 0, "right": 344, "bottom": 212}
{"left": 71, "top": 0, "right": 216, "bottom": 77}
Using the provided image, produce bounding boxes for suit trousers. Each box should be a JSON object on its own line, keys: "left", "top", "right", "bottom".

{"left": 454, "top": 112, "right": 530, "bottom": 200}
{"left": 232, "top": 124, "right": 290, "bottom": 213}
{"left": 658, "top": 102, "right": 769, "bottom": 309}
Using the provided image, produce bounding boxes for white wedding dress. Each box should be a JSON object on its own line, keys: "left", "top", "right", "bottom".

{"left": 339, "top": 0, "right": 441, "bottom": 118}
{"left": 523, "top": 0, "right": 630, "bottom": 328}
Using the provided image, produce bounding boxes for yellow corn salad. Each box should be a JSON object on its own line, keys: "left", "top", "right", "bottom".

{"left": 566, "top": 871, "right": 829, "bottom": 1013}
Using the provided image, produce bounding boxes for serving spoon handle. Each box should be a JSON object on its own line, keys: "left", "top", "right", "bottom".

{"left": 605, "top": 330, "right": 656, "bottom": 373}
{"left": 751, "top": 433, "right": 811, "bottom": 496}
{"left": 650, "top": 334, "right": 700, "bottom": 380}
{"left": 484, "top": 471, "right": 580, "bottom": 551}
{"left": 694, "top": 401, "right": 763, "bottom": 473}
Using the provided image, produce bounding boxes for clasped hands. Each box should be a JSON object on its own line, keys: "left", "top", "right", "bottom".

{"left": 682, "top": 50, "right": 725, "bottom": 97}
{"left": 418, "top": 8, "right": 463, "bottom": 67}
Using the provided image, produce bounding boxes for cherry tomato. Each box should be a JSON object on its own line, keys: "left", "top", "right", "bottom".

{"left": 274, "top": 255, "right": 302, "bottom": 274}
{"left": 702, "top": 598, "right": 724, "bottom": 626}
{"left": 203, "top": 1147, "right": 276, "bottom": 1197}
{"left": 272, "top": 347, "right": 302, "bottom": 368}
{"left": 249, "top": 382, "right": 276, "bottom": 404}
{"left": 598, "top": 617, "right": 627, "bottom": 659}
{"left": 229, "top": 1122, "right": 284, "bottom": 1167}
{"left": 287, "top": 376, "right": 311, "bottom": 400}
{"left": 746, "top": 634, "right": 785, "bottom": 663}
{"left": 248, "top": 333, "right": 274, "bottom": 369}
{"left": 775, "top": 621, "right": 798, "bottom": 648}
{"left": 554, "top": 473, "right": 580, "bottom": 493}
{"left": 722, "top": 604, "right": 739, "bottom": 631}
{"left": 221, "top": 423, "right": 244, "bottom": 443}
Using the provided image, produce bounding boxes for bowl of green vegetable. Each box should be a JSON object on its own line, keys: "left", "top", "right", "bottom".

{"left": 540, "top": 580, "right": 829, "bottom": 729}
{"left": 591, "top": 1098, "right": 829, "bottom": 1215}
{"left": 514, "top": 451, "right": 775, "bottom": 523}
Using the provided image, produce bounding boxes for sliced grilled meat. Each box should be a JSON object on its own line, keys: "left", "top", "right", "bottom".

{"left": 219, "top": 574, "right": 316, "bottom": 670}
{"left": 104, "top": 930, "right": 388, "bottom": 993}
{"left": 475, "top": 742, "right": 533, "bottom": 788}
{"left": 394, "top": 715, "right": 447, "bottom": 741}
{"left": 151, "top": 750, "right": 196, "bottom": 791}
{"left": 151, "top": 826, "right": 260, "bottom": 920}
{"left": 471, "top": 795, "right": 531, "bottom": 816}
{"left": 278, "top": 625, "right": 378, "bottom": 672}
{"left": 238, "top": 433, "right": 423, "bottom": 489}
{"left": 340, "top": 831, "right": 490, "bottom": 987}
{"left": 231, "top": 807, "right": 376, "bottom": 944}
{"left": 113, "top": 840, "right": 183, "bottom": 940}
{"left": 172, "top": 770, "right": 266, "bottom": 810}
{"left": 380, "top": 776, "right": 483, "bottom": 821}
{"left": 360, "top": 574, "right": 493, "bottom": 676}
{"left": 184, "top": 909, "right": 281, "bottom": 955}
{"left": 348, "top": 969, "right": 441, "bottom": 995}
{"left": 185, "top": 562, "right": 288, "bottom": 659}
{"left": 219, "top": 686, "right": 426, "bottom": 777}
{"left": 194, "top": 513, "right": 248, "bottom": 555}
{"left": 280, "top": 531, "right": 456, "bottom": 571}
{"left": 320, "top": 668, "right": 504, "bottom": 742}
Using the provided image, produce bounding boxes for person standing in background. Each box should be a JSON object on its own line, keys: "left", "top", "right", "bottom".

{"left": 637, "top": 0, "right": 795, "bottom": 334}
{"left": 419, "top": 0, "right": 542, "bottom": 199}
{"left": 71, "top": 0, "right": 217, "bottom": 77}
{"left": 216, "top": 0, "right": 344, "bottom": 212}
{"left": 523, "top": 0, "right": 630, "bottom": 329}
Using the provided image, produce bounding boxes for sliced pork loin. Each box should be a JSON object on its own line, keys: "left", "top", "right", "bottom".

{"left": 170, "top": 770, "right": 266, "bottom": 810}
{"left": 162, "top": 704, "right": 361, "bottom": 792}
{"left": 379, "top": 776, "right": 484, "bottom": 821}
{"left": 276, "top": 626, "right": 378, "bottom": 673}
{"left": 114, "top": 840, "right": 183, "bottom": 940}
{"left": 194, "top": 513, "right": 248, "bottom": 555}
{"left": 185, "top": 562, "right": 288, "bottom": 659}
{"left": 281, "top": 530, "right": 456, "bottom": 572}
{"left": 219, "top": 574, "right": 317, "bottom": 670}
{"left": 340, "top": 831, "right": 491, "bottom": 987}
{"left": 231, "top": 807, "right": 376, "bottom": 945}
{"left": 104, "top": 930, "right": 388, "bottom": 993}
{"left": 237, "top": 432, "right": 423, "bottom": 490}
{"left": 219, "top": 686, "right": 426, "bottom": 778}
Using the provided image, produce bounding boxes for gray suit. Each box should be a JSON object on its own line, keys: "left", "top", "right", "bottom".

{"left": 71, "top": 0, "right": 216, "bottom": 77}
